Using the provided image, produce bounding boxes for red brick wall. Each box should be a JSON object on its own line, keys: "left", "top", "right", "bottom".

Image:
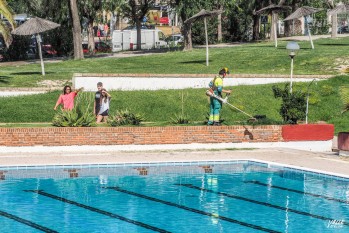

{"left": 0, "top": 125, "right": 282, "bottom": 147}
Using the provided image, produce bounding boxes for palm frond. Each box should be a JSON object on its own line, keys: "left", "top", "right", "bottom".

{"left": 0, "top": 20, "right": 12, "bottom": 47}
{"left": 0, "top": 0, "right": 15, "bottom": 29}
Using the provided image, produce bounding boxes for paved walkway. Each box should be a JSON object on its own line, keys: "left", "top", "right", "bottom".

{"left": 0, "top": 146, "right": 348, "bottom": 178}
{"left": 280, "top": 34, "right": 349, "bottom": 41}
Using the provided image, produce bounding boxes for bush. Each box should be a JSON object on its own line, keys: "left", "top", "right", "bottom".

{"left": 170, "top": 114, "right": 189, "bottom": 124}
{"left": 108, "top": 109, "right": 144, "bottom": 126}
{"left": 272, "top": 84, "right": 306, "bottom": 124}
{"left": 170, "top": 91, "right": 190, "bottom": 124}
{"left": 320, "top": 85, "right": 335, "bottom": 96}
{"left": 339, "top": 85, "right": 349, "bottom": 113}
{"left": 52, "top": 93, "right": 96, "bottom": 127}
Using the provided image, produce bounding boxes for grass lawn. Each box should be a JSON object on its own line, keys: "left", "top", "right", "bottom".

{"left": 0, "top": 76, "right": 348, "bottom": 134}
{"left": 0, "top": 37, "right": 349, "bottom": 87}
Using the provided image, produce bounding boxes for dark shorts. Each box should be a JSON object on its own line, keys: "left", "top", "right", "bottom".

{"left": 99, "top": 110, "right": 109, "bottom": 116}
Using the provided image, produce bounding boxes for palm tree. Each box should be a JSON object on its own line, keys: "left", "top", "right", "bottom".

{"left": 0, "top": 0, "right": 15, "bottom": 47}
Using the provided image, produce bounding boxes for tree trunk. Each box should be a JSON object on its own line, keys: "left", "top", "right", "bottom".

{"left": 252, "top": 15, "right": 260, "bottom": 41}
{"left": 182, "top": 23, "right": 192, "bottom": 51}
{"left": 136, "top": 19, "right": 141, "bottom": 50}
{"left": 327, "top": 0, "right": 337, "bottom": 38}
{"left": 284, "top": 0, "right": 300, "bottom": 37}
{"left": 270, "top": 11, "right": 278, "bottom": 41}
{"left": 87, "top": 19, "right": 95, "bottom": 55}
{"left": 284, "top": 20, "right": 292, "bottom": 37}
{"left": 331, "top": 14, "right": 338, "bottom": 38}
{"left": 217, "top": 5, "right": 223, "bottom": 43}
{"left": 69, "top": 0, "right": 84, "bottom": 59}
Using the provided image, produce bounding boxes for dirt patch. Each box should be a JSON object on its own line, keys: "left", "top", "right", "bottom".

{"left": 37, "top": 80, "right": 70, "bottom": 88}
{"left": 334, "top": 57, "right": 349, "bottom": 74}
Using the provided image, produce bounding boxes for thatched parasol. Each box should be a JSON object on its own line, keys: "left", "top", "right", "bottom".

{"left": 284, "top": 6, "right": 322, "bottom": 21}
{"left": 184, "top": 9, "right": 224, "bottom": 66}
{"left": 255, "top": 4, "right": 291, "bottom": 48}
{"left": 328, "top": 4, "right": 349, "bottom": 15}
{"left": 284, "top": 7, "right": 323, "bottom": 49}
{"left": 184, "top": 9, "right": 224, "bottom": 25}
{"left": 254, "top": 4, "right": 291, "bottom": 15}
{"left": 12, "top": 17, "right": 60, "bottom": 76}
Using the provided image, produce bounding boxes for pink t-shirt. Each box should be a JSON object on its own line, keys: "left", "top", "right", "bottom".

{"left": 56, "top": 92, "right": 77, "bottom": 110}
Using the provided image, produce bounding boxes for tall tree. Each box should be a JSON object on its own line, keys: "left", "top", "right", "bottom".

{"left": 170, "top": 0, "right": 206, "bottom": 50}
{"left": 69, "top": 0, "right": 84, "bottom": 59}
{"left": 326, "top": 0, "right": 338, "bottom": 38}
{"left": 283, "top": 0, "right": 302, "bottom": 37}
{"left": 245, "top": 0, "right": 269, "bottom": 41}
{"left": 10, "top": 0, "right": 74, "bottom": 57}
{"left": 120, "top": 0, "right": 153, "bottom": 50}
{"left": 80, "top": 0, "right": 103, "bottom": 55}
{"left": 214, "top": 0, "right": 237, "bottom": 43}
{"left": 270, "top": 0, "right": 287, "bottom": 42}
{"left": 0, "top": 0, "right": 15, "bottom": 47}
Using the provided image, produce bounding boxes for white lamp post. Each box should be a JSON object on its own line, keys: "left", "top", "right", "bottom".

{"left": 286, "top": 41, "right": 300, "bottom": 93}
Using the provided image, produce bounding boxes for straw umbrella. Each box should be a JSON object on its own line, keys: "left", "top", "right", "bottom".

{"left": 327, "top": 4, "right": 349, "bottom": 38}
{"left": 12, "top": 17, "right": 60, "bottom": 76}
{"left": 284, "top": 7, "right": 323, "bottom": 49}
{"left": 255, "top": 4, "right": 291, "bottom": 48}
{"left": 328, "top": 4, "right": 349, "bottom": 15}
{"left": 184, "top": 9, "right": 224, "bottom": 66}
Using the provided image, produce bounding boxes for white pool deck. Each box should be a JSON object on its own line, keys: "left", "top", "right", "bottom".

{"left": 0, "top": 143, "right": 348, "bottom": 179}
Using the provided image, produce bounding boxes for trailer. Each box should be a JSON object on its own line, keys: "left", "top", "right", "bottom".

{"left": 112, "top": 29, "right": 168, "bottom": 52}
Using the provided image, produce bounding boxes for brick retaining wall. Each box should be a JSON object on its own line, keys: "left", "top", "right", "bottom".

{"left": 0, "top": 125, "right": 282, "bottom": 147}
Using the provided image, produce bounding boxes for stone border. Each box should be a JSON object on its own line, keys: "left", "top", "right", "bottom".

{"left": 74, "top": 73, "right": 333, "bottom": 79}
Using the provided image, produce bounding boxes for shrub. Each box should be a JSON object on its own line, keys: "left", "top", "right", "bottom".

{"left": 320, "top": 85, "right": 335, "bottom": 96}
{"left": 108, "top": 109, "right": 144, "bottom": 126}
{"left": 339, "top": 85, "right": 349, "bottom": 113}
{"left": 308, "top": 94, "right": 320, "bottom": 105}
{"left": 170, "top": 90, "right": 190, "bottom": 124}
{"left": 272, "top": 84, "right": 306, "bottom": 124}
{"left": 170, "top": 114, "right": 189, "bottom": 124}
{"left": 52, "top": 93, "right": 96, "bottom": 127}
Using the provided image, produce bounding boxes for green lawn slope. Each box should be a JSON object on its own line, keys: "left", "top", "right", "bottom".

{"left": 1, "top": 76, "right": 348, "bottom": 134}
{"left": 0, "top": 37, "right": 348, "bottom": 87}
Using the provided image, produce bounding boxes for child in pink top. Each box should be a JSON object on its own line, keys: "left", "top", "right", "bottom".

{"left": 54, "top": 85, "right": 82, "bottom": 110}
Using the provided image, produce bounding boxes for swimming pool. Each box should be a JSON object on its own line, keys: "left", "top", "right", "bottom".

{"left": 0, "top": 161, "right": 348, "bottom": 232}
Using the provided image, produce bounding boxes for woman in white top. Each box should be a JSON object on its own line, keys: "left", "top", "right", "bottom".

{"left": 97, "top": 88, "right": 111, "bottom": 123}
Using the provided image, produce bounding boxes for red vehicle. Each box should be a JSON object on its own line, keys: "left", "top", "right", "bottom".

{"left": 159, "top": 17, "right": 169, "bottom": 25}
{"left": 42, "top": 44, "right": 57, "bottom": 56}
{"left": 82, "top": 41, "right": 111, "bottom": 54}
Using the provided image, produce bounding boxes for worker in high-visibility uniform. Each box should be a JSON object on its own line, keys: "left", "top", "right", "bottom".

{"left": 207, "top": 68, "right": 231, "bottom": 126}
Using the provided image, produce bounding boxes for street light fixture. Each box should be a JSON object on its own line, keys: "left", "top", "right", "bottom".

{"left": 286, "top": 41, "right": 300, "bottom": 93}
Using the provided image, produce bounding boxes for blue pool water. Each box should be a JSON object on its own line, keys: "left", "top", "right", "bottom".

{"left": 0, "top": 161, "right": 348, "bottom": 233}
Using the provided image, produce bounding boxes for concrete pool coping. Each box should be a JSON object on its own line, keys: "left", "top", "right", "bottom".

{"left": 0, "top": 144, "right": 348, "bottom": 178}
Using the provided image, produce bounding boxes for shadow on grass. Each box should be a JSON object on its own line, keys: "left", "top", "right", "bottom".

{"left": 0, "top": 76, "right": 11, "bottom": 84}
{"left": 318, "top": 43, "right": 349, "bottom": 46}
{"left": 276, "top": 47, "right": 313, "bottom": 50}
{"left": 10, "top": 71, "right": 55, "bottom": 75}
{"left": 179, "top": 60, "right": 211, "bottom": 64}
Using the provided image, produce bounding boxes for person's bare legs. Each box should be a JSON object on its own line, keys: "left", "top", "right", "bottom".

{"left": 103, "top": 116, "right": 108, "bottom": 122}
{"left": 96, "top": 115, "right": 103, "bottom": 123}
